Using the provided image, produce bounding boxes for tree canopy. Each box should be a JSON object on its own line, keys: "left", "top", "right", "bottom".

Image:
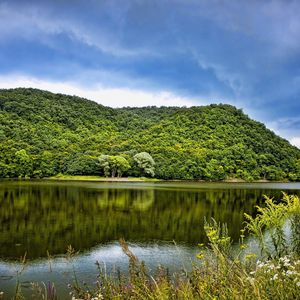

{"left": 0, "top": 88, "right": 299, "bottom": 181}
{"left": 133, "top": 152, "right": 155, "bottom": 177}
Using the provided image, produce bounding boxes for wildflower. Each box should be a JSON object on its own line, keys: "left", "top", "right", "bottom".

{"left": 279, "top": 256, "right": 291, "bottom": 268}
{"left": 257, "top": 262, "right": 265, "bottom": 268}
{"left": 286, "top": 270, "right": 297, "bottom": 276}
{"left": 271, "top": 274, "right": 278, "bottom": 281}
{"left": 91, "top": 294, "right": 104, "bottom": 300}
{"left": 246, "top": 277, "right": 255, "bottom": 284}
{"left": 296, "top": 282, "right": 300, "bottom": 287}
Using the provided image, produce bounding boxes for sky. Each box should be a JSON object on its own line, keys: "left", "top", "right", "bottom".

{"left": 0, "top": 0, "right": 299, "bottom": 147}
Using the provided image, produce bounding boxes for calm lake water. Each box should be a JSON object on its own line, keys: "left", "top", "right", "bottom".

{"left": 1, "top": 180, "right": 300, "bottom": 297}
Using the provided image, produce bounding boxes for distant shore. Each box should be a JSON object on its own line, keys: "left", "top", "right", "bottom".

{"left": 44, "top": 175, "right": 291, "bottom": 183}
{"left": 0, "top": 175, "right": 294, "bottom": 183}
{"left": 47, "top": 175, "right": 162, "bottom": 182}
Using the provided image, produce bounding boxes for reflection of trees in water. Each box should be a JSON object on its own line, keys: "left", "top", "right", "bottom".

{"left": 0, "top": 183, "right": 298, "bottom": 259}
{"left": 96, "top": 189, "right": 154, "bottom": 211}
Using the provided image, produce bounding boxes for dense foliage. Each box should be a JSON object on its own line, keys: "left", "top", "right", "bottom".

{"left": 0, "top": 88, "right": 299, "bottom": 180}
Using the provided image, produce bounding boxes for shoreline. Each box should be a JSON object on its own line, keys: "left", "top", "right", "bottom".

{"left": 43, "top": 175, "right": 293, "bottom": 184}
{"left": 0, "top": 175, "right": 297, "bottom": 184}
{"left": 47, "top": 175, "right": 162, "bottom": 182}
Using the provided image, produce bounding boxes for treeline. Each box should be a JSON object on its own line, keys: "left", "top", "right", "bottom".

{"left": 0, "top": 88, "right": 300, "bottom": 181}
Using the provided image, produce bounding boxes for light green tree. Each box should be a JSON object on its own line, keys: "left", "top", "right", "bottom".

{"left": 133, "top": 152, "right": 155, "bottom": 177}
{"left": 98, "top": 155, "right": 130, "bottom": 177}
{"left": 109, "top": 156, "right": 130, "bottom": 177}
{"left": 14, "top": 149, "right": 33, "bottom": 177}
{"left": 204, "top": 159, "right": 225, "bottom": 180}
{"left": 98, "top": 154, "right": 110, "bottom": 177}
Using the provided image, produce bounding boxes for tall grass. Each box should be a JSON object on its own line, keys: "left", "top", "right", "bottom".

{"left": 68, "top": 194, "right": 300, "bottom": 300}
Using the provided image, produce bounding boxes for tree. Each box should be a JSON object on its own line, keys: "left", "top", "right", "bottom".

{"left": 1, "top": 89, "right": 300, "bottom": 181}
{"left": 204, "top": 159, "right": 225, "bottom": 181}
{"left": 109, "top": 156, "right": 130, "bottom": 177}
{"left": 98, "top": 155, "right": 130, "bottom": 177}
{"left": 66, "top": 153, "right": 98, "bottom": 175}
{"left": 34, "top": 150, "right": 56, "bottom": 177}
{"left": 133, "top": 152, "right": 155, "bottom": 177}
{"left": 14, "top": 149, "right": 33, "bottom": 177}
{"left": 98, "top": 155, "right": 110, "bottom": 177}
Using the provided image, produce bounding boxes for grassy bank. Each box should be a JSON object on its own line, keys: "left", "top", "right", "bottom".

{"left": 47, "top": 175, "right": 162, "bottom": 182}
{"left": 45, "top": 175, "right": 292, "bottom": 183}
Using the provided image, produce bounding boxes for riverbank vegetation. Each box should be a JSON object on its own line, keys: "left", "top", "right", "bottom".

{"left": 4, "top": 194, "right": 300, "bottom": 299}
{"left": 68, "top": 194, "right": 300, "bottom": 299}
{"left": 1, "top": 88, "right": 300, "bottom": 181}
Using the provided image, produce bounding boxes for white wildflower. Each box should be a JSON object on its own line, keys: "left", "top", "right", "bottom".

{"left": 257, "top": 262, "right": 265, "bottom": 268}
{"left": 271, "top": 274, "right": 278, "bottom": 281}
{"left": 246, "top": 277, "right": 255, "bottom": 284}
{"left": 286, "top": 270, "right": 298, "bottom": 276}
{"left": 91, "top": 294, "right": 104, "bottom": 300}
{"left": 268, "top": 264, "right": 275, "bottom": 270}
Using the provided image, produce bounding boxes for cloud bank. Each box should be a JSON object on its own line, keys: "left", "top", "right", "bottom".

{"left": 0, "top": 75, "right": 198, "bottom": 108}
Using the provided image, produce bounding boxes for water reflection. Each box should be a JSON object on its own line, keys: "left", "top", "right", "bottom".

{"left": 1, "top": 181, "right": 300, "bottom": 259}
{"left": 0, "top": 242, "right": 199, "bottom": 299}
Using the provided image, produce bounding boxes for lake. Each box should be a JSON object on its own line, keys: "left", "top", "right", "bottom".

{"left": 1, "top": 180, "right": 300, "bottom": 297}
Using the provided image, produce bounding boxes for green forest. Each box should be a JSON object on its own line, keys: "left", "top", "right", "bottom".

{"left": 0, "top": 88, "right": 299, "bottom": 181}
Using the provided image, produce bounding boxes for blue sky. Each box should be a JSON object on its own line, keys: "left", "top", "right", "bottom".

{"left": 0, "top": 0, "right": 299, "bottom": 147}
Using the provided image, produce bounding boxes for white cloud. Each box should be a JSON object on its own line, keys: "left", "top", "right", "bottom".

{"left": 291, "top": 137, "right": 300, "bottom": 149}
{"left": 0, "top": 75, "right": 197, "bottom": 108}
{"left": 266, "top": 119, "right": 300, "bottom": 148}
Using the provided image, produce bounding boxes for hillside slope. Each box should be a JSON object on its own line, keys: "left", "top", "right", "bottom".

{"left": 0, "top": 88, "right": 299, "bottom": 180}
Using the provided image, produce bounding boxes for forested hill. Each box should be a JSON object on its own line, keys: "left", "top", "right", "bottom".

{"left": 0, "top": 88, "right": 299, "bottom": 181}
